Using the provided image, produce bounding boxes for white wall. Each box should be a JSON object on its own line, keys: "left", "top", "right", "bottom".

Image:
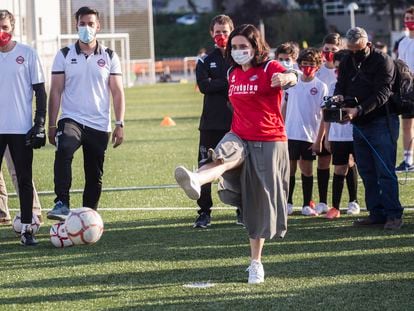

{"left": 1, "top": 0, "right": 60, "bottom": 44}
{"left": 36, "top": 0, "right": 61, "bottom": 38}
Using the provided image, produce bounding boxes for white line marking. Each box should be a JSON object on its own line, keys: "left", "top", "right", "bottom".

{"left": 7, "top": 207, "right": 414, "bottom": 211}
{"left": 6, "top": 176, "right": 414, "bottom": 197}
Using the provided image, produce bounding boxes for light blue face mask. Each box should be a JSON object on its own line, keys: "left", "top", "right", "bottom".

{"left": 281, "top": 60, "right": 293, "bottom": 69}
{"left": 78, "top": 26, "right": 96, "bottom": 44}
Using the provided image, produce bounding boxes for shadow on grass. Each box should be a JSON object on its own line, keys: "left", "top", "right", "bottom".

{"left": 1, "top": 211, "right": 413, "bottom": 308}
{"left": 102, "top": 278, "right": 414, "bottom": 310}
{"left": 1, "top": 268, "right": 413, "bottom": 310}
{"left": 1, "top": 212, "right": 413, "bottom": 262}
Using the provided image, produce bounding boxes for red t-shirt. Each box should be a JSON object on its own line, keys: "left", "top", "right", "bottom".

{"left": 228, "top": 60, "right": 287, "bottom": 141}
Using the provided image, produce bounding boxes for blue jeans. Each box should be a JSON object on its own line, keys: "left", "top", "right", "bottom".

{"left": 353, "top": 115, "right": 403, "bottom": 221}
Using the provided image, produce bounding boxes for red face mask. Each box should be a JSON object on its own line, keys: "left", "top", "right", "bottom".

{"left": 405, "top": 21, "right": 414, "bottom": 31}
{"left": 300, "top": 66, "right": 318, "bottom": 77}
{"left": 323, "top": 51, "right": 334, "bottom": 62}
{"left": 0, "top": 31, "right": 12, "bottom": 47}
{"left": 214, "top": 34, "right": 228, "bottom": 48}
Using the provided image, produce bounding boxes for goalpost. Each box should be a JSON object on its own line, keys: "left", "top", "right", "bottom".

{"left": 6, "top": 0, "right": 157, "bottom": 86}
{"left": 60, "top": 0, "right": 156, "bottom": 85}
{"left": 37, "top": 33, "right": 132, "bottom": 87}
{"left": 60, "top": 33, "right": 132, "bottom": 87}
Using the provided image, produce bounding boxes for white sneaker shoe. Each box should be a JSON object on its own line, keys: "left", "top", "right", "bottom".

{"left": 301, "top": 205, "right": 318, "bottom": 216}
{"left": 346, "top": 201, "right": 360, "bottom": 215}
{"left": 315, "top": 202, "right": 328, "bottom": 214}
{"left": 287, "top": 203, "right": 294, "bottom": 215}
{"left": 247, "top": 260, "right": 264, "bottom": 284}
{"left": 174, "top": 166, "right": 201, "bottom": 200}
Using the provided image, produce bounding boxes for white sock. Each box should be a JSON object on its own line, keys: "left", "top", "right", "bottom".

{"left": 404, "top": 150, "right": 413, "bottom": 165}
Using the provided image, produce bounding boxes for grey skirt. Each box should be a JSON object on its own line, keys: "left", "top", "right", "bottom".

{"left": 209, "top": 132, "right": 289, "bottom": 239}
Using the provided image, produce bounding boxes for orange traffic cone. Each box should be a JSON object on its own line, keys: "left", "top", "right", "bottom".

{"left": 160, "top": 116, "right": 176, "bottom": 126}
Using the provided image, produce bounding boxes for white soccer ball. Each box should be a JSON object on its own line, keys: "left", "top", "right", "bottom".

{"left": 50, "top": 221, "right": 74, "bottom": 248}
{"left": 64, "top": 207, "right": 104, "bottom": 245}
{"left": 12, "top": 213, "right": 41, "bottom": 235}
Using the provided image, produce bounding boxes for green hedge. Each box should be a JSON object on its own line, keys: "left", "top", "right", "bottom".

{"left": 264, "top": 10, "right": 326, "bottom": 49}
{"left": 154, "top": 14, "right": 216, "bottom": 58}
{"left": 154, "top": 10, "right": 326, "bottom": 58}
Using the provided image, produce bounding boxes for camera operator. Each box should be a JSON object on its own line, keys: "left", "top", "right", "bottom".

{"left": 334, "top": 27, "right": 403, "bottom": 230}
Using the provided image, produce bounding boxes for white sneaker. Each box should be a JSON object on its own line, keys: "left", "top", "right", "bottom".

{"left": 287, "top": 203, "right": 294, "bottom": 215}
{"left": 315, "top": 202, "right": 328, "bottom": 214}
{"left": 346, "top": 201, "right": 360, "bottom": 215}
{"left": 174, "top": 166, "right": 201, "bottom": 200}
{"left": 247, "top": 260, "right": 264, "bottom": 284}
{"left": 301, "top": 205, "right": 318, "bottom": 216}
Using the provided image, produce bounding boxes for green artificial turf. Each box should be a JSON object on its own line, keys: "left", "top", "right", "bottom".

{"left": 1, "top": 83, "right": 413, "bottom": 310}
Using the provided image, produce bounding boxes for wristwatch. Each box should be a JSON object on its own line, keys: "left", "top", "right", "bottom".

{"left": 115, "top": 120, "right": 124, "bottom": 128}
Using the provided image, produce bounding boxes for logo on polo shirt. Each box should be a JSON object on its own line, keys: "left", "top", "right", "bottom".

{"left": 16, "top": 56, "right": 24, "bottom": 64}
{"left": 97, "top": 59, "right": 106, "bottom": 67}
{"left": 249, "top": 74, "right": 258, "bottom": 81}
{"left": 229, "top": 83, "right": 258, "bottom": 96}
{"left": 71, "top": 58, "right": 77, "bottom": 64}
{"left": 310, "top": 87, "right": 318, "bottom": 95}
{"left": 210, "top": 62, "right": 217, "bottom": 68}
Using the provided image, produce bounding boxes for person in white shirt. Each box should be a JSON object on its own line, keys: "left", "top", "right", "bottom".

{"left": 47, "top": 6, "right": 125, "bottom": 220}
{"left": 396, "top": 6, "right": 414, "bottom": 172}
{"left": 316, "top": 33, "right": 360, "bottom": 219}
{"left": 282, "top": 48, "right": 328, "bottom": 216}
{"left": 0, "top": 9, "right": 47, "bottom": 245}
{"left": 323, "top": 50, "right": 360, "bottom": 219}
{"left": 312, "top": 33, "right": 343, "bottom": 215}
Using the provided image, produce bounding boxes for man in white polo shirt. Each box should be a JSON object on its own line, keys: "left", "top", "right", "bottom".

{"left": 47, "top": 6, "right": 125, "bottom": 220}
{"left": 0, "top": 9, "right": 47, "bottom": 245}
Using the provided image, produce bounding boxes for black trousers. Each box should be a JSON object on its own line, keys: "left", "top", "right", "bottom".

{"left": 54, "top": 118, "right": 109, "bottom": 209}
{"left": 197, "top": 129, "right": 228, "bottom": 214}
{"left": 0, "top": 134, "right": 33, "bottom": 223}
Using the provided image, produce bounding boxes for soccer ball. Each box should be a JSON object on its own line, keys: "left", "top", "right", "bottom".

{"left": 12, "top": 213, "right": 41, "bottom": 235}
{"left": 64, "top": 207, "right": 104, "bottom": 245}
{"left": 50, "top": 221, "right": 74, "bottom": 248}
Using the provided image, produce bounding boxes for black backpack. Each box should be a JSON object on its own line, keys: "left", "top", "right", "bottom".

{"left": 390, "top": 59, "right": 414, "bottom": 115}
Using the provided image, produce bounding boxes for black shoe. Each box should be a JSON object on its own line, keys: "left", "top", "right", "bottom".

{"left": 21, "top": 228, "right": 38, "bottom": 246}
{"left": 384, "top": 218, "right": 403, "bottom": 230}
{"left": 395, "top": 161, "right": 414, "bottom": 173}
{"left": 236, "top": 213, "right": 244, "bottom": 226}
{"left": 193, "top": 212, "right": 211, "bottom": 228}
{"left": 353, "top": 217, "right": 385, "bottom": 227}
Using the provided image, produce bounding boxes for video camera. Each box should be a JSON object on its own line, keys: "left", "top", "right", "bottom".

{"left": 321, "top": 96, "right": 358, "bottom": 122}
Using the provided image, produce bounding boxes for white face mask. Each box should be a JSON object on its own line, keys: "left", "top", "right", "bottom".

{"left": 231, "top": 49, "right": 254, "bottom": 65}
{"left": 281, "top": 60, "right": 293, "bottom": 69}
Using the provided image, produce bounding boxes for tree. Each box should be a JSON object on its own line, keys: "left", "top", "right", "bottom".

{"left": 348, "top": 0, "right": 414, "bottom": 31}
{"left": 187, "top": 0, "right": 198, "bottom": 14}
{"left": 212, "top": 0, "right": 226, "bottom": 12}
{"left": 232, "top": 0, "right": 286, "bottom": 26}
{"left": 294, "top": 0, "right": 323, "bottom": 10}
